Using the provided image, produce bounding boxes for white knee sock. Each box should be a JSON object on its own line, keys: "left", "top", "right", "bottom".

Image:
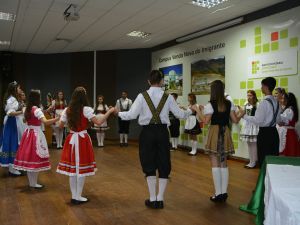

{"left": 146, "top": 176, "right": 157, "bottom": 202}
{"left": 55, "top": 128, "right": 60, "bottom": 147}
{"left": 248, "top": 142, "right": 257, "bottom": 166}
{"left": 100, "top": 133, "right": 105, "bottom": 145}
{"left": 174, "top": 138, "right": 178, "bottom": 149}
{"left": 59, "top": 129, "right": 64, "bottom": 147}
{"left": 212, "top": 167, "right": 222, "bottom": 195}
{"left": 120, "top": 134, "right": 124, "bottom": 143}
{"left": 27, "top": 172, "right": 41, "bottom": 187}
{"left": 96, "top": 133, "right": 101, "bottom": 146}
{"left": 189, "top": 140, "right": 197, "bottom": 154}
{"left": 9, "top": 165, "right": 21, "bottom": 175}
{"left": 124, "top": 134, "right": 128, "bottom": 144}
{"left": 69, "top": 176, "right": 77, "bottom": 199}
{"left": 170, "top": 138, "right": 174, "bottom": 148}
{"left": 76, "top": 176, "right": 87, "bottom": 201}
{"left": 220, "top": 167, "right": 229, "bottom": 194}
{"left": 157, "top": 178, "right": 168, "bottom": 201}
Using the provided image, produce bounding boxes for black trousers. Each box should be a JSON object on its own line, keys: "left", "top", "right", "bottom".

{"left": 169, "top": 119, "right": 180, "bottom": 138}
{"left": 118, "top": 118, "right": 130, "bottom": 134}
{"left": 139, "top": 124, "right": 171, "bottom": 178}
{"left": 257, "top": 127, "right": 279, "bottom": 167}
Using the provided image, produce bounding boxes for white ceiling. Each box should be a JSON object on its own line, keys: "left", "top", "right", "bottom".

{"left": 0, "top": 0, "right": 285, "bottom": 53}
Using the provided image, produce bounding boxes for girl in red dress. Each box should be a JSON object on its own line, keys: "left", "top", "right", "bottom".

{"left": 14, "top": 90, "right": 59, "bottom": 188}
{"left": 277, "top": 92, "right": 300, "bottom": 156}
{"left": 56, "top": 87, "right": 114, "bottom": 204}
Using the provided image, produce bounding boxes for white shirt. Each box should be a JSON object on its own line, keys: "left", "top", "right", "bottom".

{"left": 118, "top": 87, "right": 192, "bottom": 126}
{"left": 115, "top": 98, "right": 132, "bottom": 111}
{"left": 244, "top": 95, "right": 281, "bottom": 127}
{"left": 60, "top": 107, "right": 95, "bottom": 124}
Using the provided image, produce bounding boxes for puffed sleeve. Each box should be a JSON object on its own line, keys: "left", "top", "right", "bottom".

{"left": 60, "top": 108, "right": 68, "bottom": 123}
{"left": 204, "top": 103, "right": 214, "bottom": 115}
{"left": 33, "top": 108, "right": 45, "bottom": 120}
{"left": 280, "top": 108, "right": 294, "bottom": 125}
{"left": 83, "top": 106, "right": 96, "bottom": 120}
{"left": 5, "top": 96, "right": 19, "bottom": 115}
{"left": 230, "top": 102, "right": 235, "bottom": 111}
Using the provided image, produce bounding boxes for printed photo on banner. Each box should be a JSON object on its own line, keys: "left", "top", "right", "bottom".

{"left": 191, "top": 56, "right": 225, "bottom": 95}
{"left": 159, "top": 64, "right": 183, "bottom": 95}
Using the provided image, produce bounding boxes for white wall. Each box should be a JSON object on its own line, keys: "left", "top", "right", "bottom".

{"left": 152, "top": 6, "right": 300, "bottom": 159}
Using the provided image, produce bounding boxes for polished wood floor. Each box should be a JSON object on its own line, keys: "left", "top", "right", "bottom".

{"left": 0, "top": 141, "right": 258, "bottom": 225}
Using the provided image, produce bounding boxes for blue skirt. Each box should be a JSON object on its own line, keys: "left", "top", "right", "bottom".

{"left": 0, "top": 116, "right": 19, "bottom": 166}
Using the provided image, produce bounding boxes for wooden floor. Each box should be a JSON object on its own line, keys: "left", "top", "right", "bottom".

{"left": 0, "top": 141, "right": 258, "bottom": 225}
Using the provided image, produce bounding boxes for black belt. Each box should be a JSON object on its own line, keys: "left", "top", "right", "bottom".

{"left": 142, "top": 124, "right": 167, "bottom": 128}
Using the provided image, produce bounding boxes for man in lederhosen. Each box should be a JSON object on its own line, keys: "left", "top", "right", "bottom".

{"left": 115, "top": 70, "right": 192, "bottom": 209}
{"left": 115, "top": 91, "right": 132, "bottom": 147}
{"left": 239, "top": 77, "right": 281, "bottom": 167}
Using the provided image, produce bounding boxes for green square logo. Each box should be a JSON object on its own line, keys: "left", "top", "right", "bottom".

{"left": 255, "top": 45, "right": 261, "bottom": 54}
{"left": 240, "top": 81, "right": 246, "bottom": 89}
{"left": 280, "top": 29, "right": 288, "bottom": 39}
{"left": 271, "top": 42, "right": 279, "bottom": 51}
{"left": 290, "top": 37, "right": 298, "bottom": 47}
{"left": 263, "top": 43, "right": 270, "bottom": 52}
{"left": 255, "top": 27, "right": 261, "bottom": 36}
{"left": 255, "top": 36, "right": 261, "bottom": 45}
{"left": 240, "top": 40, "right": 246, "bottom": 48}
{"left": 247, "top": 80, "right": 254, "bottom": 89}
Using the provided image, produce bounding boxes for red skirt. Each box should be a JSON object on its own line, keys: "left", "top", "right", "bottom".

{"left": 56, "top": 133, "right": 96, "bottom": 177}
{"left": 14, "top": 128, "right": 51, "bottom": 172}
{"left": 282, "top": 129, "right": 300, "bottom": 157}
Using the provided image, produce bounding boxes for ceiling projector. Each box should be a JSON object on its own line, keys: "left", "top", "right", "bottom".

{"left": 63, "top": 4, "right": 80, "bottom": 21}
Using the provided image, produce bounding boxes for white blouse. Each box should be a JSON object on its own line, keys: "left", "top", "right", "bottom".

{"left": 5, "top": 96, "right": 19, "bottom": 115}
{"left": 60, "top": 106, "right": 95, "bottom": 123}
{"left": 280, "top": 107, "right": 294, "bottom": 125}
{"left": 203, "top": 102, "right": 235, "bottom": 115}
{"left": 33, "top": 108, "right": 45, "bottom": 120}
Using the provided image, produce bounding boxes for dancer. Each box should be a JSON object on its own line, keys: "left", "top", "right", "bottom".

{"left": 277, "top": 92, "right": 300, "bottom": 156}
{"left": 115, "top": 91, "right": 132, "bottom": 147}
{"left": 240, "top": 90, "right": 259, "bottom": 168}
{"left": 94, "top": 95, "right": 109, "bottom": 147}
{"left": 52, "top": 91, "right": 67, "bottom": 149}
{"left": 239, "top": 77, "right": 281, "bottom": 167}
{"left": 184, "top": 93, "right": 202, "bottom": 156}
{"left": 192, "top": 80, "right": 241, "bottom": 202}
{"left": 56, "top": 87, "right": 114, "bottom": 204}
{"left": 14, "top": 90, "right": 59, "bottom": 188}
{"left": 16, "top": 89, "right": 27, "bottom": 143}
{"left": 115, "top": 70, "right": 192, "bottom": 209}
{"left": 169, "top": 93, "right": 180, "bottom": 151}
{"left": 0, "top": 81, "right": 23, "bottom": 176}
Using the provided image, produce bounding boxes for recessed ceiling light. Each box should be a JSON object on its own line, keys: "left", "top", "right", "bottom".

{"left": 127, "top": 31, "right": 151, "bottom": 38}
{"left": 0, "top": 41, "right": 10, "bottom": 45}
{"left": 0, "top": 12, "right": 16, "bottom": 21}
{"left": 191, "top": 0, "right": 229, "bottom": 9}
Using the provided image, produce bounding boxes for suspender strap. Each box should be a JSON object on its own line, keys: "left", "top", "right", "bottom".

{"left": 119, "top": 99, "right": 129, "bottom": 112}
{"left": 142, "top": 91, "right": 169, "bottom": 124}
{"left": 265, "top": 98, "right": 279, "bottom": 127}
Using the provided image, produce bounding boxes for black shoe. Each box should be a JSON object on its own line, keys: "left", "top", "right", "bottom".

{"left": 156, "top": 201, "right": 164, "bottom": 209}
{"left": 145, "top": 199, "right": 157, "bottom": 209}
{"left": 120, "top": 143, "right": 124, "bottom": 147}
{"left": 222, "top": 193, "right": 228, "bottom": 202}
{"left": 124, "top": 143, "right": 128, "bottom": 147}
{"left": 99, "top": 145, "right": 104, "bottom": 148}
{"left": 210, "top": 194, "right": 224, "bottom": 202}
{"left": 8, "top": 172, "right": 22, "bottom": 177}
{"left": 71, "top": 198, "right": 89, "bottom": 205}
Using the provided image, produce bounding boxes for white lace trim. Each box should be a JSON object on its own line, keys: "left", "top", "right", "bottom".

{"left": 13, "top": 165, "right": 51, "bottom": 172}
{"left": 56, "top": 168, "right": 97, "bottom": 177}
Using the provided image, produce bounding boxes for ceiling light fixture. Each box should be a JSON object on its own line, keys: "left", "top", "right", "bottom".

{"left": 191, "top": 0, "right": 229, "bottom": 9}
{"left": 176, "top": 17, "right": 243, "bottom": 43}
{"left": 127, "top": 31, "right": 151, "bottom": 38}
{"left": 0, "top": 12, "right": 16, "bottom": 21}
{"left": 0, "top": 41, "right": 10, "bottom": 45}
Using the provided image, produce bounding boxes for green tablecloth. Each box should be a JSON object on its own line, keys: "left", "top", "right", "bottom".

{"left": 239, "top": 156, "right": 300, "bottom": 225}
